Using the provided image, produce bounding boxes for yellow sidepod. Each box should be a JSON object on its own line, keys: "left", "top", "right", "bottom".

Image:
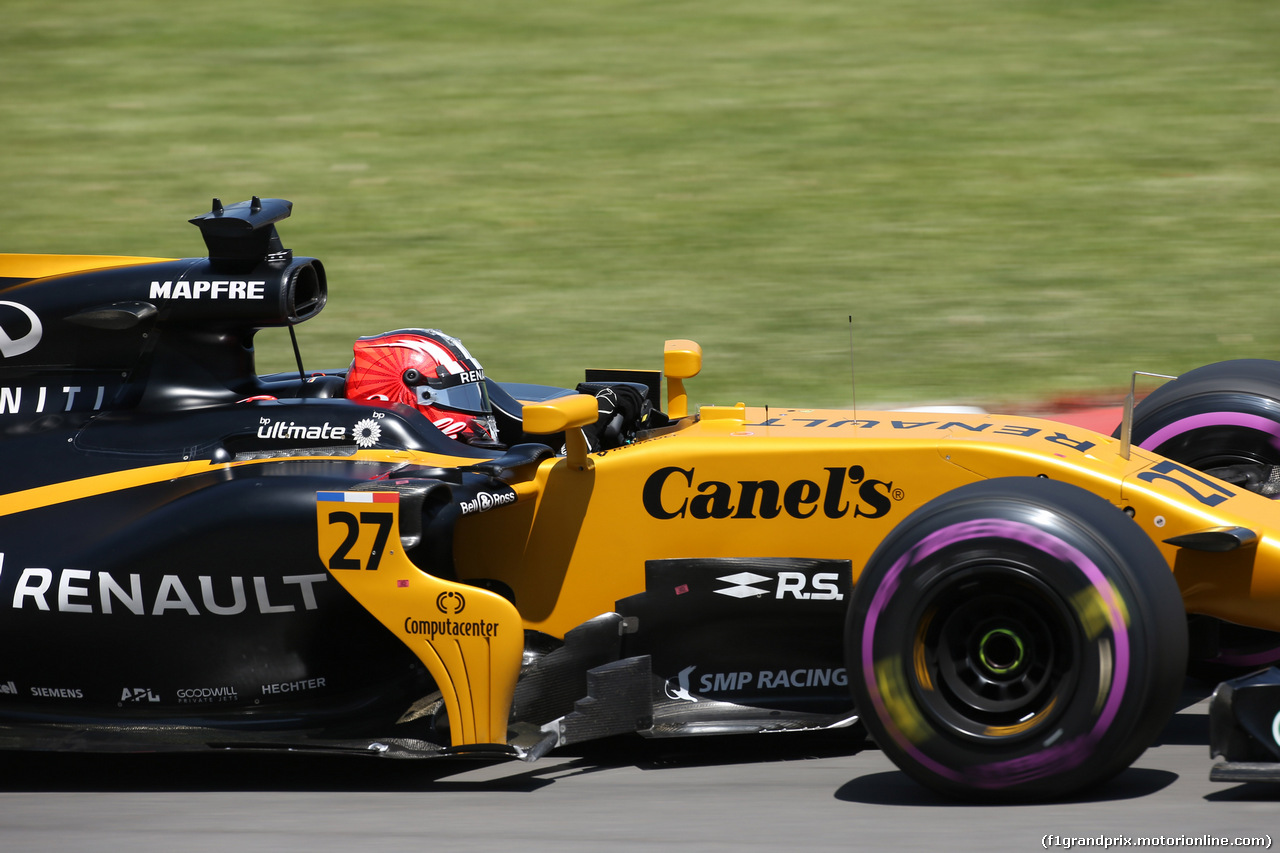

{"left": 315, "top": 490, "right": 522, "bottom": 747}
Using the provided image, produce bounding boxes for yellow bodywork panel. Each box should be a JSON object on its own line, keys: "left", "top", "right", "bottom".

{"left": 315, "top": 491, "right": 522, "bottom": 747}
{"left": 0, "top": 461, "right": 201, "bottom": 516}
{"left": 0, "top": 254, "right": 173, "bottom": 278}
{"left": 452, "top": 403, "right": 1280, "bottom": 640}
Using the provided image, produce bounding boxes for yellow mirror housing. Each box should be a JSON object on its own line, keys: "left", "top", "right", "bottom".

{"left": 663, "top": 340, "right": 702, "bottom": 379}
{"left": 522, "top": 393, "right": 599, "bottom": 470}
{"left": 663, "top": 340, "right": 702, "bottom": 419}
{"left": 521, "top": 394, "right": 599, "bottom": 435}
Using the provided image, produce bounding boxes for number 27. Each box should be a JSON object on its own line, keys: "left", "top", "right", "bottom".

{"left": 326, "top": 510, "right": 394, "bottom": 571}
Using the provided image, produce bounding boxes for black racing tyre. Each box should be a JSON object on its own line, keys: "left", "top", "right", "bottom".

{"left": 1123, "top": 359, "right": 1280, "bottom": 677}
{"left": 1123, "top": 359, "right": 1280, "bottom": 482}
{"left": 846, "top": 477, "right": 1187, "bottom": 801}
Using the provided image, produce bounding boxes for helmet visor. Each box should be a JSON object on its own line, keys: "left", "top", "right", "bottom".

{"left": 415, "top": 380, "right": 491, "bottom": 415}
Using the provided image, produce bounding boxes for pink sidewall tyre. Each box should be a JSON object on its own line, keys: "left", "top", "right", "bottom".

{"left": 846, "top": 477, "right": 1186, "bottom": 801}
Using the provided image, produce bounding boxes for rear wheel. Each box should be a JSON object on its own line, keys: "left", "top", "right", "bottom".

{"left": 1126, "top": 359, "right": 1280, "bottom": 492}
{"left": 846, "top": 477, "right": 1186, "bottom": 801}
{"left": 1126, "top": 359, "right": 1280, "bottom": 677}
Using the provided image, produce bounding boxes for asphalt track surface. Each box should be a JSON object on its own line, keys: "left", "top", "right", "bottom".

{"left": 0, "top": 681, "right": 1276, "bottom": 853}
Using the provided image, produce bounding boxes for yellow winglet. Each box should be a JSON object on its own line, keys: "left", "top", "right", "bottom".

{"left": 315, "top": 490, "right": 522, "bottom": 746}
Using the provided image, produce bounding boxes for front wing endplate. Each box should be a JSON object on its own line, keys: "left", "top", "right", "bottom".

{"left": 316, "top": 491, "right": 523, "bottom": 747}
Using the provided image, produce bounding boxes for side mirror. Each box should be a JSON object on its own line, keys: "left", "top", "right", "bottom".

{"left": 663, "top": 340, "right": 702, "bottom": 419}
{"left": 522, "top": 393, "right": 599, "bottom": 470}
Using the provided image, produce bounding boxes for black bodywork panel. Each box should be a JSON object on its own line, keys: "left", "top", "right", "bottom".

{"left": 1209, "top": 667, "right": 1280, "bottom": 782}
{"left": 619, "top": 557, "right": 854, "bottom": 715}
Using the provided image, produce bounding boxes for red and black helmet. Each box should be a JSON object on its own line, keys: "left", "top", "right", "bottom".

{"left": 346, "top": 329, "right": 498, "bottom": 444}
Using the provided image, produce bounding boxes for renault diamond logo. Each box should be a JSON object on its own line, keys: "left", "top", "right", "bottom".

{"left": 0, "top": 301, "right": 42, "bottom": 358}
{"left": 713, "top": 571, "right": 771, "bottom": 598}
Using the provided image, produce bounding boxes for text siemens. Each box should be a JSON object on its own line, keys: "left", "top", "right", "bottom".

{"left": 32, "top": 686, "right": 82, "bottom": 699}
{"left": 643, "top": 465, "right": 894, "bottom": 520}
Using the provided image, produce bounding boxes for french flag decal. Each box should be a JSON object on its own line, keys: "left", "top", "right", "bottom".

{"left": 317, "top": 491, "right": 398, "bottom": 503}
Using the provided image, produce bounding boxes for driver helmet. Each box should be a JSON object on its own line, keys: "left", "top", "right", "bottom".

{"left": 346, "top": 329, "right": 498, "bottom": 444}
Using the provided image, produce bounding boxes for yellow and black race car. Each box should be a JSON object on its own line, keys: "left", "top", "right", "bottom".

{"left": 2, "top": 198, "right": 1279, "bottom": 801}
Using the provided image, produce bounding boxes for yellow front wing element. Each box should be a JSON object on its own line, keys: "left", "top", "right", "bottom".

{"left": 315, "top": 491, "right": 523, "bottom": 747}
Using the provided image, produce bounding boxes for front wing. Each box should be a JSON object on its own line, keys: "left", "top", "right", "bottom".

{"left": 1209, "top": 667, "right": 1280, "bottom": 782}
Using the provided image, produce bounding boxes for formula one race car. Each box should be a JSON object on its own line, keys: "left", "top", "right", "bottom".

{"left": 3, "top": 198, "right": 1280, "bottom": 802}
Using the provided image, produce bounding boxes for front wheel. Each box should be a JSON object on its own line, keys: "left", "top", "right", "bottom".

{"left": 846, "top": 477, "right": 1186, "bottom": 801}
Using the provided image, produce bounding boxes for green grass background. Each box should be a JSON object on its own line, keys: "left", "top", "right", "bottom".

{"left": 3, "top": 0, "right": 1279, "bottom": 409}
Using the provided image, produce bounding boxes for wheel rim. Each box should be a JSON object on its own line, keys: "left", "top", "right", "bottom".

{"left": 912, "top": 564, "right": 1081, "bottom": 742}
